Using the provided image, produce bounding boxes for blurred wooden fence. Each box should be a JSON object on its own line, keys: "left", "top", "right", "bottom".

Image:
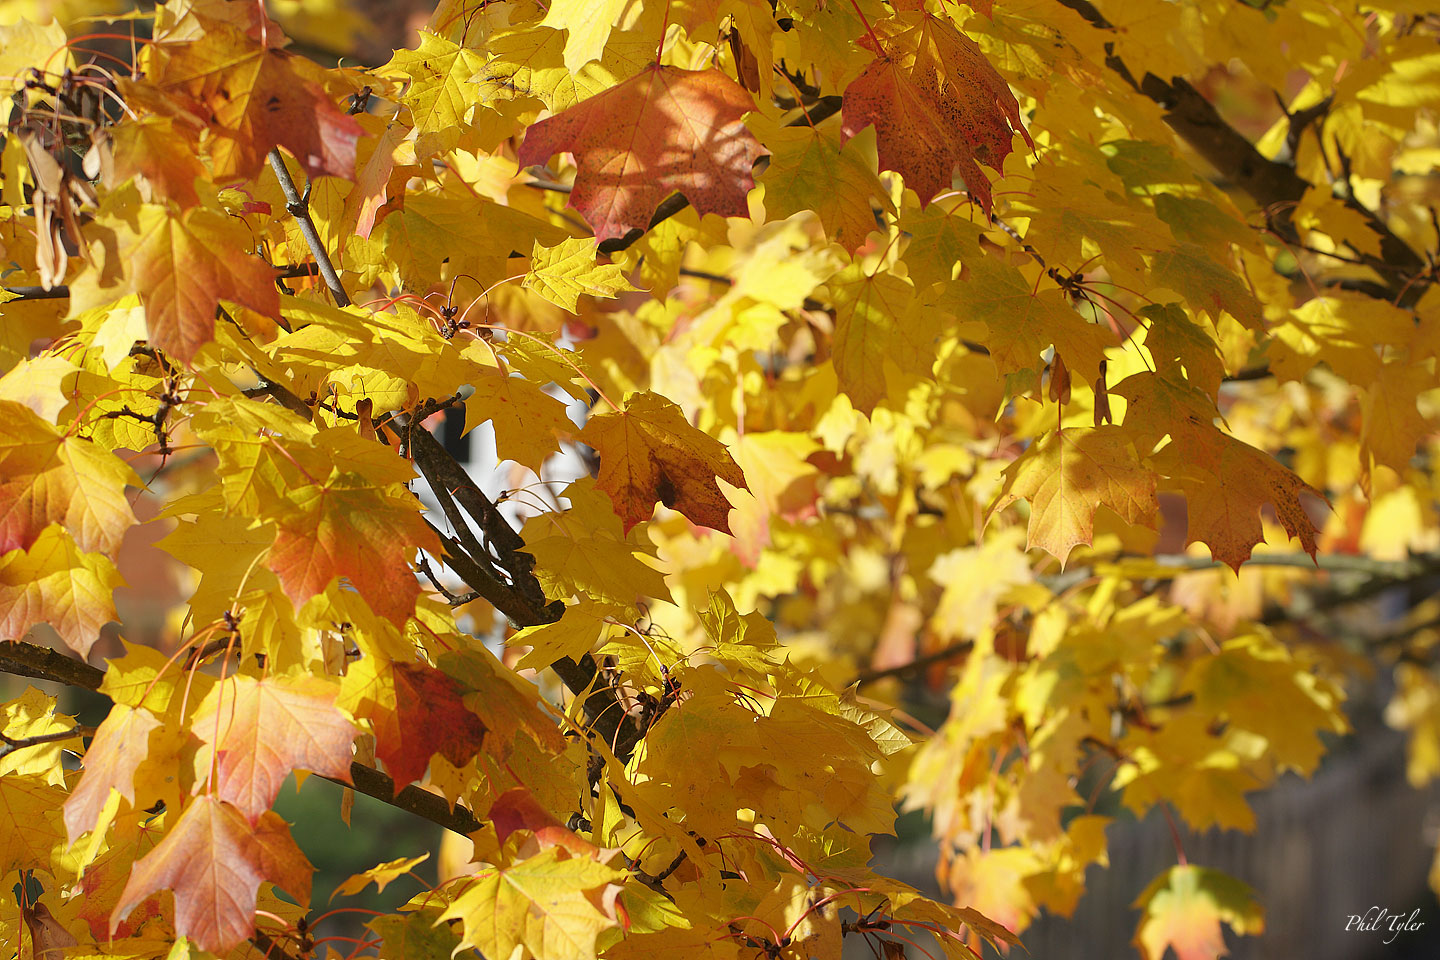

{"left": 874, "top": 729, "right": 1440, "bottom": 960}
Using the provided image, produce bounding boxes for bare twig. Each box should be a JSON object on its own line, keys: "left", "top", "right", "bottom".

{"left": 854, "top": 640, "right": 975, "bottom": 687}
{"left": 0, "top": 726, "right": 92, "bottom": 760}
{"left": 250, "top": 929, "right": 306, "bottom": 960}
{"left": 267, "top": 148, "right": 351, "bottom": 307}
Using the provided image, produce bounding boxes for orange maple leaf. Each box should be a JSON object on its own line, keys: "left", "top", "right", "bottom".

{"left": 0, "top": 524, "right": 124, "bottom": 658}
{"left": 841, "top": 11, "right": 1031, "bottom": 212}
{"left": 580, "top": 392, "right": 748, "bottom": 534}
{"left": 0, "top": 401, "right": 139, "bottom": 556}
{"left": 63, "top": 704, "right": 161, "bottom": 843}
{"left": 518, "top": 65, "right": 764, "bottom": 242}
{"left": 147, "top": 20, "right": 362, "bottom": 180}
{"left": 107, "top": 116, "right": 207, "bottom": 207}
{"left": 266, "top": 477, "right": 439, "bottom": 626}
{"left": 1158, "top": 435, "right": 1326, "bottom": 572}
{"left": 367, "top": 661, "right": 488, "bottom": 791}
{"left": 191, "top": 675, "right": 356, "bottom": 823}
{"left": 1132, "top": 865, "right": 1264, "bottom": 960}
{"left": 990, "top": 427, "right": 1158, "bottom": 565}
{"left": 117, "top": 204, "right": 281, "bottom": 363}
{"left": 112, "top": 796, "right": 312, "bottom": 954}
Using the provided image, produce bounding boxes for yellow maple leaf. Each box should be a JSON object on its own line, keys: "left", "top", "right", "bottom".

{"left": 0, "top": 688, "right": 77, "bottom": 784}
{"left": 440, "top": 846, "right": 626, "bottom": 960}
{"left": 0, "top": 524, "right": 123, "bottom": 657}
{"left": 525, "top": 238, "right": 638, "bottom": 312}
{"left": 990, "top": 426, "right": 1158, "bottom": 566}
{"left": 540, "top": 0, "right": 633, "bottom": 71}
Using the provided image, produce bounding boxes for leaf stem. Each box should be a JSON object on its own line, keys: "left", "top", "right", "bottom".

{"left": 846, "top": 0, "right": 884, "bottom": 53}
{"left": 656, "top": 0, "right": 673, "bottom": 64}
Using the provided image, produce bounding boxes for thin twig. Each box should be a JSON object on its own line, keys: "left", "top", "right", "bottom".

{"left": 854, "top": 640, "right": 975, "bottom": 687}
{"left": 250, "top": 929, "right": 306, "bottom": 960}
{"left": 267, "top": 148, "right": 351, "bottom": 307}
{"left": 0, "top": 726, "right": 92, "bottom": 759}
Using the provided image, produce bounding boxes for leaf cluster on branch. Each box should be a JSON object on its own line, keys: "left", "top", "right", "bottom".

{"left": 0, "top": 1, "right": 1438, "bottom": 959}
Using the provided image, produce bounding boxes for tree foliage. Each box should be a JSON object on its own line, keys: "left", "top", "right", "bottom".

{"left": 0, "top": 0, "right": 1437, "bottom": 958}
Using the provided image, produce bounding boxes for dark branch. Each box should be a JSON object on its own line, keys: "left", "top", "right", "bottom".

{"left": 854, "top": 639, "right": 975, "bottom": 687}
{"left": 1052, "top": 0, "right": 1429, "bottom": 304}
{"left": 1, "top": 285, "right": 69, "bottom": 300}
{"left": 325, "top": 763, "right": 482, "bottom": 836}
{"left": 0, "top": 640, "right": 485, "bottom": 835}
{"left": 0, "top": 643, "right": 104, "bottom": 691}
{"left": 0, "top": 726, "right": 91, "bottom": 760}
{"left": 402, "top": 421, "right": 645, "bottom": 760}
{"left": 597, "top": 193, "right": 694, "bottom": 255}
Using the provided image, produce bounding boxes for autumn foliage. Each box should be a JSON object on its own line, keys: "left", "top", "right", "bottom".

{"left": 0, "top": 1, "right": 1437, "bottom": 959}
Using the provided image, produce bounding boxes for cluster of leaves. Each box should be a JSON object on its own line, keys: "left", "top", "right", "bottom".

{"left": 0, "top": 0, "right": 1437, "bottom": 959}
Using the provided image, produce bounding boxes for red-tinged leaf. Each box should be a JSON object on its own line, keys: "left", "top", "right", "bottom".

{"left": 0, "top": 523, "right": 124, "bottom": 658}
{"left": 115, "top": 204, "right": 280, "bottom": 363}
{"left": 266, "top": 477, "right": 439, "bottom": 627}
{"left": 580, "top": 391, "right": 748, "bottom": 533}
{"left": 191, "top": 675, "right": 356, "bottom": 823}
{"left": 107, "top": 116, "right": 207, "bottom": 207}
{"left": 518, "top": 64, "right": 764, "bottom": 242}
{"left": 76, "top": 816, "right": 164, "bottom": 938}
{"left": 489, "top": 787, "right": 603, "bottom": 858}
{"left": 374, "top": 662, "right": 488, "bottom": 791}
{"left": 1132, "top": 865, "right": 1263, "bottom": 960}
{"left": 147, "top": 20, "right": 362, "bottom": 180}
{"left": 1153, "top": 429, "right": 1325, "bottom": 572}
{"left": 0, "top": 400, "right": 140, "bottom": 556}
{"left": 112, "top": 796, "right": 313, "bottom": 954}
{"left": 346, "top": 120, "right": 406, "bottom": 239}
{"left": 841, "top": 11, "right": 1031, "bottom": 212}
{"left": 64, "top": 704, "right": 162, "bottom": 843}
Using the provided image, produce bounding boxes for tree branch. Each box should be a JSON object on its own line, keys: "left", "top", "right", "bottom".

{"left": 597, "top": 193, "right": 694, "bottom": 255}
{"left": 267, "top": 148, "right": 352, "bottom": 308}
{"left": 5, "top": 267, "right": 331, "bottom": 305}
{"left": 0, "top": 726, "right": 91, "bottom": 760}
{"left": 854, "top": 639, "right": 975, "bottom": 687}
{"left": 1052, "top": 0, "right": 1430, "bottom": 304}
{"left": 0, "top": 642, "right": 104, "bottom": 691}
{"left": 402, "top": 419, "right": 645, "bottom": 759}
{"left": 267, "top": 145, "right": 647, "bottom": 761}
{"left": 0, "top": 639, "right": 484, "bottom": 835}
{"left": 1, "top": 285, "right": 69, "bottom": 301}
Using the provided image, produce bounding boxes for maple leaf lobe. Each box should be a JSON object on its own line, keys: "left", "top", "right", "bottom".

{"left": 112, "top": 796, "right": 313, "bottom": 954}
